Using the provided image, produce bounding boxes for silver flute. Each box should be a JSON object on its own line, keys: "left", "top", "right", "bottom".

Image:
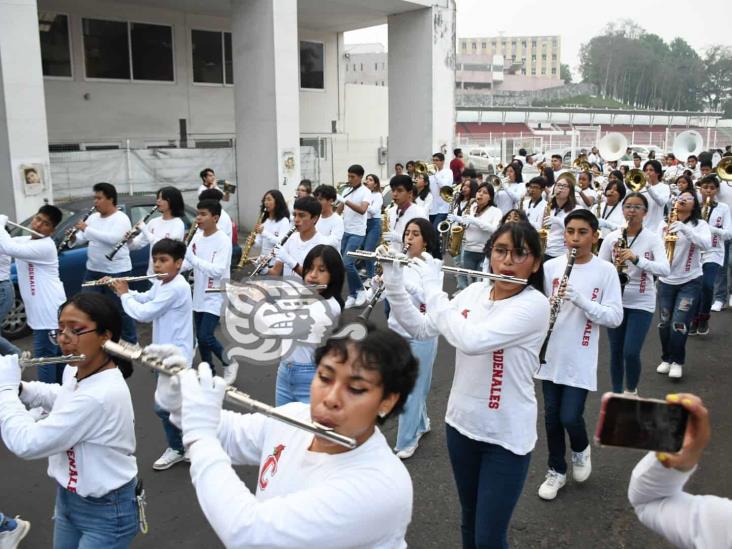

{"left": 346, "top": 250, "right": 528, "bottom": 285}
{"left": 20, "top": 353, "right": 86, "bottom": 370}
{"left": 102, "top": 341, "right": 357, "bottom": 449}
{"left": 6, "top": 221, "right": 44, "bottom": 239}
{"left": 205, "top": 284, "right": 327, "bottom": 293}
{"left": 81, "top": 274, "right": 165, "bottom": 287}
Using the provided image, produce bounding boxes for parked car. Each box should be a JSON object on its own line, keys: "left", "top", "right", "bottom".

{"left": 466, "top": 147, "right": 499, "bottom": 174}
{"left": 2, "top": 195, "right": 241, "bottom": 340}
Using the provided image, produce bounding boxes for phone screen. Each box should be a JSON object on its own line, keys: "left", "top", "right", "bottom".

{"left": 595, "top": 394, "right": 689, "bottom": 453}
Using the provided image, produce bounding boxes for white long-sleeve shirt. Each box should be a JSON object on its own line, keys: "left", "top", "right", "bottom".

{"left": 462, "top": 205, "right": 502, "bottom": 253}
{"left": 493, "top": 183, "right": 524, "bottom": 215}
{"left": 387, "top": 202, "right": 428, "bottom": 245}
{"left": 120, "top": 274, "right": 193, "bottom": 365}
{"left": 702, "top": 201, "right": 732, "bottom": 266}
{"left": 428, "top": 168, "right": 454, "bottom": 215}
{"left": 641, "top": 183, "right": 671, "bottom": 234}
{"left": 385, "top": 279, "right": 550, "bottom": 455}
{"left": 0, "top": 254, "right": 10, "bottom": 281}
{"left": 544, "top": 205, "right": 582, "bottom": 258}
{"left": 367, "top": 191, "right": 383, "bottom": 220}
{"left": 628, "top": 452, "right": 732, "bottom": 549}
{"left": 598, "top": 200, "right": 626, "bottom": 239}
{"left": 659, "top": 220, "right": 712, "bottom": 285}
{"left": 255, "top": 217, "right": 291, "bottom": 260}
{"left": 415, "top": 191, "right": 433, "bottom": 215}
{"left": 0, "top": 234, "right": 65, "bottom": 329}
{"left": 315, "top": 214, "right": 344, "bottom": 251}
{"left": 185, "top": 229, "right": 232, "bottom": 315}
{"left": 536, "top": 255, "right": 623, "bottom": 391}
{"left": 387, "top": 265, "right": 443, "bottom": 340}
{"left": 524, "top": 198, "right": 547, "bottom": 230}
{"left": 0, "top": 366, "right": 137, "bottom": 497}
{"left": 599, "top": 228, "right": 670, "bottom": 313}
{"left": 73, "top": 210, "right": 132, "bottom": 273}
{"left": 129, "top": 216, "right": 186, "bottom": 275}
{"left": 276, "top": 231, "right": 328, "bottom": 278}
{"left": 186, "top": 402, "right": 412, "bottom": 548}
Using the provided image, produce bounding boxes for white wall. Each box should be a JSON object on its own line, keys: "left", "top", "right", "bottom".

{"left": 298, "top": 29, "right": 342, "bottom": 135}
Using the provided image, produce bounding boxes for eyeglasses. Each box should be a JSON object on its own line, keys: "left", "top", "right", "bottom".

{"left": 490, "top": 246, "right": 532, "bottom": 264}
{"left": 48, "top": 327, "right": 97, "bottom": 345}
{"left": 622, "top": 204, "right": 646, "bottom": 211}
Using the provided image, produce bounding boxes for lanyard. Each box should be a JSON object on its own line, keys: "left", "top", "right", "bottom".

{"left": 602, "top": 203, "right": 618, "bottom": 220}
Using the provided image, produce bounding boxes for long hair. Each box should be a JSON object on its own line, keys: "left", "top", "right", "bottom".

{"left": 302, "top": 244, "right": 345, "bottom": 309}
{"left": 551, "top": 174, "right": 577, "bottom": 213}
{"left": 262, "top": 189, "right": 290, "bottom": 221}
{"left": 483, "top": 221, "right": 544, "bottom": 293}
{"left": 505, "top": 162, "right": 524, "bottom": 183}
{"left": 474, "top": 183, "right": 495, "bottom": 216}
{"left": 157, "top": 186, "right": 185, "bottom": 218}
{"left": 403, "top": 218, "right": 439, "bottom": 257}
{"left": 677, "top": 190, "right": 701, "bottom": 226}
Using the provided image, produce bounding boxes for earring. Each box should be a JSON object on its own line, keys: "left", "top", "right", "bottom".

{"left": 378, "top": 410, "right": 387, "bottom": 418}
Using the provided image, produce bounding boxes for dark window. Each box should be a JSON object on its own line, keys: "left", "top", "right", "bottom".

{"left": 300, "top": 41, "right": 324, "bottom": 89}
{"left": 130, "top": 23, "right": 173, "bottom": 81}
{"left": 39, "top": 13, "right": 71, "bottom": 77}
{"left": 192, "top": 29, "right": 223, "bottom": 83}
{"left": 224, "top": 32, "right": 233, "bottom": 84}
{"left": 83, "top": 18, "right": 130, "bottom": 79}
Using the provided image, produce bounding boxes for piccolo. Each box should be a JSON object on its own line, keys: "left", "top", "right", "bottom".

{"left": 205, "top": 284, "right": 327, "bottom": 293}
{"left": 81, "top": 273, "right": 165, "bottom": 287}
{"left": 20, "top": 354, "right": 86, "bottom": 370}
{"left": 102, "top": 340, "right": 357, "bottom": 449}
{"left": 346, "top": 250, "right": 528, "bottom": 285}
{"left": 5, "top": 221, "right": 44, "bottom": 239}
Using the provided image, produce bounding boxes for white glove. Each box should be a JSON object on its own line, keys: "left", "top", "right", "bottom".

{"left": 276, "top": 247, "right": 296, "bottom": 269}
{"left": 383, "top": 230, "right": 401, "bottom": 244}
{"left": 670, "top": 221, "right": 691, "bottom": 236}
{"left": 411, "top": 252, "right": 443, "bottom": 296}
{"left": 543, "top": 215, "right": 559, "bottom": 229}
{"left": 563, "top": 284, "right": 591, "bottom": 310}
{"left": 0, "top": 354, "right": 21, "bottom": 393}
{"left": 377, "top": 245, "right": 404, "bottom": 289}
{"left": 146, "top": 344, "right": 188, "bottom": 425}
{"left": 180, "top": 362, "right": 226, "bottom": 448}
{"left": 0, "top": 215, "right": 7, "bottom": 229}
{"left": 335, "top": 194, "right": 347, "bottom": 206}
{"left": 597, "top": 218, "right": 611, "bottom": 230}
{"left": 709, "top": 225, "right": 723, "bottom": 236}
{"left": 447, "top": 213, "right": 460, "bottom": 223}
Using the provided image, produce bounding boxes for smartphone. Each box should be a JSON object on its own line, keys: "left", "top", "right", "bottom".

{"left": 595, "top": 393, "right": 689, "bottom": 453}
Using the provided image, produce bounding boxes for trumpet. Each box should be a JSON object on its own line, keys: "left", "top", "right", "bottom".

{"left": 346, "top": 250, "right": 528, "bottom": 285}
{"left": 102, "top": 340, "right": 357, "bottom": 449}
{"left": 81, "top": 274, "right": 165, "bottom": 287}
{"left": 4, "top": 220, "right": 44, "bottom": 239}
{"left": 204, "top": 284, "right": 327, "bottom": 294}
{"left": 106, "top": 206, "right": 159, "bottom": 260}
{"left": 218, "top": 179, "right": 236, "bottom": 195}
{"left": 19, "top": 353, "right": 86, "bottom": 369}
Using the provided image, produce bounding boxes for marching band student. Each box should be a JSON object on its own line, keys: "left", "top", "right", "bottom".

{"left": 641, "top": 160, "right": 671, "bottom": 234}
{"left": 655, "top": 190, "right": 712, "bottom": 380}
{"left": 451, "top": 182, "right": 501, "bottom": 290}
{"left": 523, "top": 176, "right": 548, "bottom": 230}
{"left": 72, "top": 182, "right": 138, "bottom": 345}
{"left": 381, "top": 221, "right": 549, "bottom": 548}
{"left": 296, "top": 179, "right": 312, "bottom": 199}
{"left": 674, "top": 174, "right": 695, "bottom": 198}
{"left": 427, "top": 152, "right": 453, "bottom": 241}
{"left": 686, "top": 155, "right": 701, "bottom": 181}
{"left": 111, "top": 238, "right": 194, "bottom": 471}
{"left": 152, "top": 328, "right": 417, "bottom": 548}
{"left": 599, "top": 192, "right": 670, "bottom": 394}
{"left": 199, "top": 188, "right": 233, "bottom": 241}
{"left": 0, "top": 293, "right": 139, "bottom": 548}
{"left": 313, "top": 185, "right": 344, "bottom": 251}
{"left": 0, "top": 206, "right": 66, "bottom": 383}
{"left": 542, "top": 173, "right": 580, "bottom": 260}
{"left": 270, "top": 196, "right": 327, "bottom": 278}
{"left": 387, "top": 218, "right": 441, "bottom": 459}
{"left": 494, "top": 162, "right": 524, "bottom": 215}
{"left": 597, "top": 180, "right": 627, "bottom": 242}
{"left": 198, "top": 167, "right": 230, "bottom": 202}
{"left": 383, "top": 175, "right": 427, "bottom": 248}
{"left": 575, "top": 171, "right": 598, "bottom": 210}
{"left": 414, "top": 171, "right": 434, "bottom": 214}
{"left": 185, "top": 199, "right": 236, "bottom": 384}
{"left": 253, "top": 189, "right": 291, "bottom": 272}
{"left": 128, "top": 186, "right": 186, "bottom": 276}
{"left": 454, "top": 179, "right": 478, "bottom": 217}
{"left": 536, "top": 210, "right": 623, "bottom": 501}
{"left": 276, "top": 244, "right": 344, "bottom": 406}
{"left": 501, "top": 209, "right": 529, "bottom": 225}
{"left": 362, "top": 174, "right": 384, "bottom": 279}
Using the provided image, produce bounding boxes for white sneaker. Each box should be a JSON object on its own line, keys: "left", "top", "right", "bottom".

{"left": 538, "top": 469, "right": 566, "bottom": 500}
{"left": 222, "top": 362, "right": 239, "bottom": 385}
{"left": 354, "top": 290, "right": 368, "bottom": 307}
{"left": 656, "top": 361, "right": 671, "bottom": 374}
{"left": 711, "top": 300, "right": 723, "bottom": 312}
{"left": 571, "top": 445, "right": 592, "bottom": 483}
{"left": 396, "top": 444, "right": 418, "bottom": 460}
{"left": 668, "top": 362, "right": 683, "bottom": 379}
{"left": 344, "top": 295, "right": 357, "bottom": 309}
{"left": 153, "top": 447, "right": 185, "bottom": 471}
{"left": 623, "top": 389, "right": 639, "bottom": 397}
{"left": 0, "top": 516, "right": 30, "bottom": 548}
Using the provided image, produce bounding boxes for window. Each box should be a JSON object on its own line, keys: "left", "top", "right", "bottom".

{"left": 531, "top": 55, "right": 536, "bottom": 61}
{"left": 481, "top": 42, "right": 486, "bottom": 48}
{"left": 532, "top": 40, "right": 537, "bottom": 48}
{"left": 374, "top": 62, "right": 378, "bottom": 71}
{"left": 491, "top": 40, "right": 497, "bottom": 47}
{"left": 130, "top": 23, "right": 173, "bottom": 81}
{"left": 192, "top": 30, "right": 233, "bottom": 84}
{"left": 83, "top": 19, "right": 130, "bottom": 79}
{"left": 300, "top": 41, "right": 324, "bottom": 89}
{"left": 462, "top": 41, "right": 467, "bottom": 49}
{"left": 353, "top": 63, "right": 356, "bottom": 71}
{"left": 541, "top": 68, "right": 546, "bottom": 75}
{"left": 551, "top": 68, "right": 557, "bottom": 75}
{"left": 552, "top": 54, "right": 557, "bottom": 61}
{"left": 39, "top": 13, "right": 71, "bottom": 77}
{"left": 345, "top": 63, "right": 348, "bottom": 72}
{"left": 521, "top": 41, "right": 527, "bottom": 48}
{"left": 521, "top": 68, "right": 526, "bottom": 75}
{"left": 472, "top": 42, "right": 477, "bottom": 49}
{"left": 531, "top": 68, "right": 536, "bottom": 75}
{"left": 542, "top": 54, "right": 546, "bottom": 60}
{"left": 360, "top": 63, "right": 363, "bottom": 71}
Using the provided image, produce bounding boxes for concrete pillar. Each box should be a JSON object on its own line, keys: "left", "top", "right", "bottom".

{"left": 387, "top": 1, "right": 455, "bottom": 167}
{"left": 0, "top": 0, "right": 53, "bottom": 220}
{"left": 231, "top": 0, "right": 300, "bottom": 229}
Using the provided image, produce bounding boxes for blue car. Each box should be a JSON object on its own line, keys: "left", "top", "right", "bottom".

{"left": 2, "top": 195, "right": 241, "bottom": 340}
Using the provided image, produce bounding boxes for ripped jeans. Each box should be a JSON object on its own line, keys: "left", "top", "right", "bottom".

{"left": 657, "top": 277, "right": 702, "bottom": 365}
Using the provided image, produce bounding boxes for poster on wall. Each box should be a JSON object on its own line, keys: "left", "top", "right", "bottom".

{"left": 281, "top": 149, "right": 296, "bottom": 187}
{"left": 17, "top": 162, "right": 47, "bottom": 196}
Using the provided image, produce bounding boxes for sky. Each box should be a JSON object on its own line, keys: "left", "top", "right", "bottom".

{"left": 344, "top": 0, "right": 732, "bottom": 79}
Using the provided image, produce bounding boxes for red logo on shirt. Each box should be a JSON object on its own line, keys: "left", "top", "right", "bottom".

{"left": 685, "top": 245, "right": 695, "bottom": 272}
{"left": 66, "top": 448, "right": 78, "bottom": 493}
{"left": 461, "top": 309, "right": 470, "bottom": 318}
{"left": 28, "top": 263, "right": 36, "bottom": 296}
{"left": 258, "top": 444, "right": 286, "bottom": 491}
{"left": 581, "top": 288, "right": 600, "bottom": 347}
{"left": 488, "top": 349, "right": 504, "bottom": 410}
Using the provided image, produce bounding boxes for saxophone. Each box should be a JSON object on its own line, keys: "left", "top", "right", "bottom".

{"left": 615, "top": 225, "right": 630, "bottom": 294}
{"left": 702, "top": 196, "right": 711, "bottom": 222}
{"left": 665, "top": 199, "right": 679, "bottom": 264}
{"left": 380, "top": 204, "right": 391, "bottom": 247}
{"left": 538, "top": 247, "right": 577, "bottom": 364}
{"left": 184, "top": 220, "right": 198, "bottom": 246}
{"left": 236, "top": 210, "right": 265, "bottom": 269}
{"left": 539, "top": 195, "right": 554, "bottom": 253}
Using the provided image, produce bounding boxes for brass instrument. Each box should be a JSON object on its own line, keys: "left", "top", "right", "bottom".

{"left": 102, "top": 340, "right": 357, "bottom": 449}
{"left": 625, "top": 169, "right": 647, "bottom": 192}
{"left": 19, "top": 353, "right": 86, "bottom": 370}
{"left": 558, "top": 171, "right": 577, "bottom": 188}
{"left": 574, "top": 160, "right": 592, "bottom": 173}
{"left": 346, "top": 250, "right": 528, "bottom": 285}
{"left": 538, "top": 248, "right": 577, "bottom": 364}
{"left": 218, "top": 179, "right": 236, "bottom": 195}
{"left": 360, "top": 244, "right": 410, "bottom": 322}
{"left": 598, "top": 132, "right": 628, "bottom": 162}
{"left": 58, "top": 206, "right": 96, "bottom": 252}
{"left": 672, "top": 130, "right": 704, "bottom": 162}
{"left": 487, "top": 175, "right": 503, "bottom": 189}
{"left": 106, "top": 206, "right": 159, "bottom": 260}
{"left": 614, "top": 226, "right": 630, "bottom": 294}
{"left": 81, "top": 274, "right": 165, "bottom": 287}
{"left": 716, "top": 157, "right": 732, "bottom": 186}
{"left": 539, "top": 194, "right": 554, "bottom": 253}
{"left": 248, "top": 226, "right": 297, "bottom": 279}
{"left": 236, "top": 210, "right": 265, "bottom": 269}
{"left": 4, "top": 220, "right": 44, "bottom": 239}
{"left": 437, "top": 197, "right": 468, "bottom": 258}
{"left": 439, "top": 183, "right": 461, "bottom": 203}
{"left": 665, "top": 199, "right": 679, "bottom": 264}
{"left": 184, "top": 221, "right": 198, "bottom": 246}
{"left": 701, "top": 196, "right": 711, "bottom": 222}
{"left": 380, "top": 203, "right": 391, "bottom": 247}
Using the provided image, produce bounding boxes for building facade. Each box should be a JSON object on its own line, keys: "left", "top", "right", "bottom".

{"left": 344, "top": 44, "right": 387, "bottom": 86}
{"left": 458, "top": 35, "right": 561, "bottom": 79}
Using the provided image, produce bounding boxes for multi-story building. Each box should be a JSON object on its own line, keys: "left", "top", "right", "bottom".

{"left": 344, "top": 44, "right": 388, "bottom": 86}
{"left": 458, "top": 35, "right": 561, "bottom": 79}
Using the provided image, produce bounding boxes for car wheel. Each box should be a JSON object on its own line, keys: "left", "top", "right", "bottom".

{"left": 2, "top": 291, "right": 31, "bottom": 340}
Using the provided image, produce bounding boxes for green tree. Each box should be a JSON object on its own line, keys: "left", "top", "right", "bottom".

{"left": 701, "top": 45, "right": 732, "bottom": 111}
{"left": 560, "top": 64, "right": 572, "bottom": 84}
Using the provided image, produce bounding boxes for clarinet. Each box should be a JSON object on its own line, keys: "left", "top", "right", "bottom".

{"left": 360, "top": 244, "right": 409, "bottom": 321}
{"left": 248, "top": 226, "right": 297, "bottom": 279}
{"left": 106, "top": 206, "right": 159, "bottom": 260}
{"left": 57, "top": 206, "right": 96, "bottom": 252}
{"left": 538, "top": 247, "right": 577, "bottom": 364}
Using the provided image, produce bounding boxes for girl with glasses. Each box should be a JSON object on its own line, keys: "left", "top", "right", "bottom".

{"left": 598, "top": 192, "right": 670, "bottom": 394}
{"left": 542, "top": 173, "right": 580, "bottom": 260}
{"left": 381, "top": 221, "right": 549, "bottom": 548}
{"left": 597, "top": 180, "right": 627, "bottom": 243}
{"left": 0, "top": 293, "right": 139, "bottom": 548}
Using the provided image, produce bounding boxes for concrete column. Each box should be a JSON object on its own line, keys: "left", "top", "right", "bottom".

{"left": 231, "top": 0, "right": 300, "bottom": 230}
{"left": 387, "top": 1, "right": 455, "bottom": 168}
{"left": 0, "top": 0, "right": 52, "bottom": 220}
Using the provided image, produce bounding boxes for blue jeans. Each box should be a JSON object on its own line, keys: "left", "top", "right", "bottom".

{"left": 396, "top": 338, "right": 437, "bottom": 451}
{"left": 457, "top": 250, "right": 485, "bottom": 290}
{"left": 362, "top": 218, "right": 382, "bottom": 278}
{"left": 0, "top": 512, "right": 18, "bottom": 532}
{"left": 53, "top": 478, "right": 138, "bottom": 549}
{"left": 154, "top": 401, "right": 183, "bottom": 453}
{"left": 446, "top": 424, "right": 531, "bottom": 549}
{"left": 606, "top": 308, "right": 653, "bottom": 393}
{"left": 713, "top": 240, "right": 731, "bottom": 301}
{"left": 657, "top": 277, "right": 701, "bottom": 365}
{"left": 194, "top": 312, "right": 225, "bottom": 370}
{"left": 35, "top": 329, "right": 63, "bottom": 384}
{"left": 429, "top": 214, "right": 448, "bottom": 259}
{"left": 341, "top": 232, "right": 366, "bottom": 297}
{"left": 690, "top": 262, "right": 720, "bottom": 320}
{"left": 82, "top": 270, "right": 137, "bottom": 345}
{"left": 0, "top": 280, "right": 21, "bottom": 356}
{"left": 275, "top": 361, "right": 316, "bottom": 406}
{"left": 542, "top": 380, "right": 589, "bottom": 475}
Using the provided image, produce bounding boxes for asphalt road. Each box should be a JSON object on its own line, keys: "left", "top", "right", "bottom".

{"left": 2, "top": 277, "right": 730, "bottom": 548}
